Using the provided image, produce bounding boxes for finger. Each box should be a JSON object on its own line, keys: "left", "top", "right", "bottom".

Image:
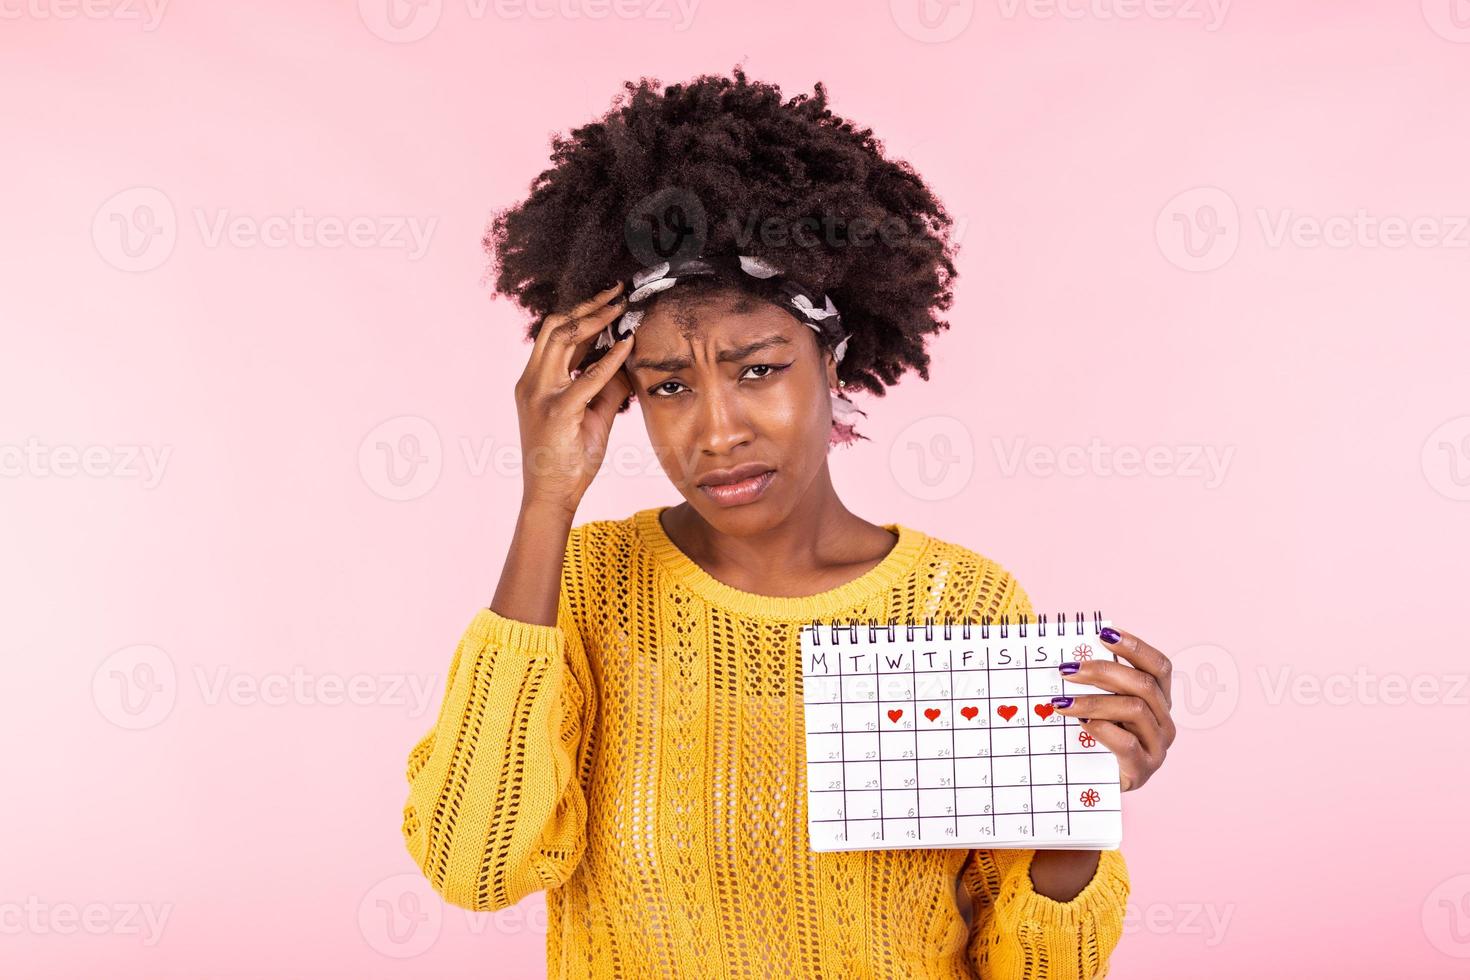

{"left": 1100, "top": 626, "right": 1174, "bottom": 708}
{"left": 532, "top": 293, "right": 628, "bottom": 389}
{"left": 530, "top": 281, "right": 625, "bottom": 360}
{"left": 1077, "top": 718, "right": 1152, "bottom": 792}
{"left": 1051, "top": 693, "right": 1166, "bottom": 761}
{"left": 567, "top": 331, "right": 636, "bottom": 409}
{"left": 578, "top": 339, "right": 636, "bottom": 430}
{"left": 1060, "top": 660, "right": 1175, "bottom": 750}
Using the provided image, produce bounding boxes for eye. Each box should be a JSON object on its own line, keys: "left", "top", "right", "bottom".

{"left": 742, "top": 363, "right": 791, "bottom": 381}
{"left": 646, "top": 363, "right": 792, "bottom": 398}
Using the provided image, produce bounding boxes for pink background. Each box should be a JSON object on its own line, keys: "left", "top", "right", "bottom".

{"left": 3, "top": 1, "right": 1468, "bottom": 976}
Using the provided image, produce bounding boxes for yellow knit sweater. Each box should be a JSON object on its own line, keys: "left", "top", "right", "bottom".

{"left": 402, "top": 506, "right": 1130, "bottom": 978}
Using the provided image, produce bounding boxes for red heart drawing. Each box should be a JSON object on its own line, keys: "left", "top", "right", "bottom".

{"left": 1034, "top": 704, "right": 1055, "bottom": 720}
{"left": 887, "top": 708, "right": 903, "bottom": 723}
{"left": 924, "top": 707, "right": 941, "bottom": 722}
{"left": 996, "top": 704, "right": 1018, "bottom": 722}
{"left": 960, "top": 705, "right": 979, "bottom": 721}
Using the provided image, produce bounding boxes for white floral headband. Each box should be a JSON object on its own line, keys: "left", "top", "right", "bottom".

{"left": 593, "top": 253, "right": 850, "bottom": 366}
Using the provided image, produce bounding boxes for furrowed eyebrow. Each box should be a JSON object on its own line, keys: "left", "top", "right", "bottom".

{"left": 629, "top": 334, "right": 793, "bottom": 373}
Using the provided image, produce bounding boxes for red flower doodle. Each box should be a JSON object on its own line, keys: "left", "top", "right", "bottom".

{"left": 1080, "top": 788, "right": 1101, "bottom": 808}
{"left": 1072, "top": 643, "right": 1094, "bottom": 661}
{"left": 1078, "top": 730, "right": 1096, "bottom": 748}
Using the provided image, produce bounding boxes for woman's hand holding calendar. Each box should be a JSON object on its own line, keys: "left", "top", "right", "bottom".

{"left": 1051, "top": 626, "right": 1176, "bottom": 792}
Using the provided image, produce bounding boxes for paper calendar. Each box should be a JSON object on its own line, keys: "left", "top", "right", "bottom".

{"left": 800, "top": 614, "right": 1123, "bottom": 852}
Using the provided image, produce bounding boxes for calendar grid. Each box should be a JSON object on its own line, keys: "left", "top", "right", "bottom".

{"left": 985, "top": 675, "right": 996, "bottom": 838}
{"left": 1024, "top": 647, "right": 1035, "bottom": 839}
{"left": 907, "top": 639, "right": 918, "bottom": 832}
{"left": 1062, "top": 712, "right": 1072, "bottom": 836}
{"left": 838, "top": 660, "right": 848, "bottom": 843}
{"left": 948, "top": 679, "right": 958, "bottom": 838}
{"left": 802, "top": 620, "right": 1122, "bottom": 851}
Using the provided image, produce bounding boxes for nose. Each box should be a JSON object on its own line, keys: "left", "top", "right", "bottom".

{"left": 694, "top": 377, "right": 754, "bottom": 457}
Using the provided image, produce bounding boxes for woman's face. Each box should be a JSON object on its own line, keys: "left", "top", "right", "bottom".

{"left": 621, "top": 286, "right": 838, "bottom": 534}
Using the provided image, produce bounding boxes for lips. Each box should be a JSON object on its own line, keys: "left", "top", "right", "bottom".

{"left": 696, "top": 462, "right": 775, "bottom": 488}
{"left": 696, "top": 468, "right": 776, "bottom": 507}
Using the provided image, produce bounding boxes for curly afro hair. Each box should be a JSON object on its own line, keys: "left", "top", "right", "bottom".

{"left": 483, "top": 64, "right": 960, "bottom": 410}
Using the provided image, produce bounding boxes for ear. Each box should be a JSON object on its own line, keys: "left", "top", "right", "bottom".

{"left": 824, "top": 351, "right": 840, "bottom": 390}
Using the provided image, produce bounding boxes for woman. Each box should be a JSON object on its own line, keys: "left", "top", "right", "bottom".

{"left": 401, "top": 67, "right": 1175, "bottom": 979}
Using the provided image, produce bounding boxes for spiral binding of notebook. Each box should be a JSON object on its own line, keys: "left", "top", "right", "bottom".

{"left": 803, "top": 610, "right": 1111, "bottom": 644}
{"left": 798, "top": 610, "right": 1123, "bottom": 852}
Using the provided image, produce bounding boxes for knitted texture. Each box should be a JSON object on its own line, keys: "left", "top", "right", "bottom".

{"left": 402, "top": 506, "right": 1130, "bottom": 978}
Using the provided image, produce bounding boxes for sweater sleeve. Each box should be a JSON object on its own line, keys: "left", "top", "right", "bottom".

{"left": 400, "top": 528, "right": 596, "bottom": 912}
{"left": 960, "top": 568, "right": 1131, "bottom": 978}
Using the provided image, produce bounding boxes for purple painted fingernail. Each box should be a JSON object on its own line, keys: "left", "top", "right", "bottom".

{"left": 1058, "top": 661, "right": 1081, "bottom": 675}
{"left": 1100, "top": 627, "right": 1121, "bottom": 644}
{"left": 1080, "top": 717, "right": 1089, "bottom": 722}
{"left": 1050, "top": 696, "right": 1074, "bottom": 707}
